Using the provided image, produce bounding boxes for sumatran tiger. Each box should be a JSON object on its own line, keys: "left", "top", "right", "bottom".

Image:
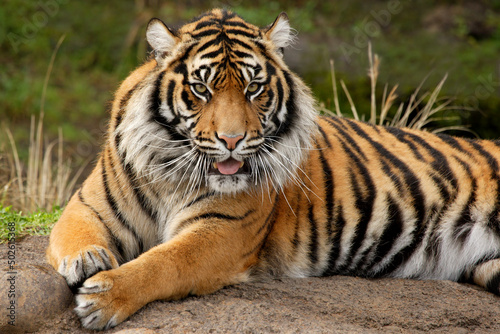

{"left": 47, "top": 8, "right": 500, "bottom": 330}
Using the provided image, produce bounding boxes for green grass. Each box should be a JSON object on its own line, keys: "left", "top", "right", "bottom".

{"left": 0, "top": 206, "right": 62, "bottom": 243}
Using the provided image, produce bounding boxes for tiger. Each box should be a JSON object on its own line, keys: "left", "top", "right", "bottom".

{"left": 46, "top": 8, "right": 500, "bottom": 330}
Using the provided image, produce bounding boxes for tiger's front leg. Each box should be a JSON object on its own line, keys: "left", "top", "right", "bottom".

{"left": 46, "top": 191, "right": 120, "bottom": 290}
{"left": 74, "top": 218, "right": 265, "bottom": 330}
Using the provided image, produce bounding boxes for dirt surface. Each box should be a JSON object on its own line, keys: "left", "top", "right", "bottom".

{"left": 1, "top": 236, "right": 500, "bottom": 333}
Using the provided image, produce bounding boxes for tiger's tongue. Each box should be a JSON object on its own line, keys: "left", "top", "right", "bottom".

{"left": 216, "top": 158, "right": 241, "bottom": 175}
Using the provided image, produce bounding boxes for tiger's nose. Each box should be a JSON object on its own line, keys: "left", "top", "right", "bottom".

{"left": 217, "top": 133, "right": 244, "bottom": 150}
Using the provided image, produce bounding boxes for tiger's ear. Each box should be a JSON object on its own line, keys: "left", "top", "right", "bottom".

{"left": 264, "top": 12, "right": 294, "bottom": 56}
{"left": 146, "top": 18, "right": 178, "bottom": 63}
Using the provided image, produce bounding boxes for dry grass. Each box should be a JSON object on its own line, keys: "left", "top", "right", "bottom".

{"left": 3, "top": 115, "right": 86, "bottom": 212}
{"left": 1, "top": 35, "right": 87, "bottom": 213}
{"left": 323, "top": 43, "right": 472, "bottom": 135}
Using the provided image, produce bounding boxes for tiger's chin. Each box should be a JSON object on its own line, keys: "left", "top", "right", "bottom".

{"left": 206, "top": 157, "right": 254, "bottom": 194}
{"left": 207, "top": 174, "right": 252, "bottom": 194}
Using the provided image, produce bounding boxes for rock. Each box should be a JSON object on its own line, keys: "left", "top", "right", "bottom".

{"left": 0, "top": 262, "right": 72, "bottom": 333}
{"left": 115, "top": 328, "right": 157, "bottom": 334}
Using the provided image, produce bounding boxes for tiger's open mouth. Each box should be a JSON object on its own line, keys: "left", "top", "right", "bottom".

{"left": 209, "top": 158, "right": 250, "bottom": 175}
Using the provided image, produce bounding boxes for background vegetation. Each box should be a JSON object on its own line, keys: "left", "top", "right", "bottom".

{"left": 1, "top": 0, "right": 500, "bottom": 236}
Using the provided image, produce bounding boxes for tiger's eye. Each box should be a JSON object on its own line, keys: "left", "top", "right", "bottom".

{"left": 194, "top": 84, "right": 207, "bottom": 94}
{"left": 247, "top": 83, "right": 260, "bottom": 93}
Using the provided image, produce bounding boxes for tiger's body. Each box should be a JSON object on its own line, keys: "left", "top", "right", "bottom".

{"left": 47, "top": 9, "right": 500, "bottom": 330}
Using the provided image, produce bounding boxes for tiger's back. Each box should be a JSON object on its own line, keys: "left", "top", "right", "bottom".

{"left": 260, "top": 116, "right": 500, "bottom": 287}
{"left": 46, "top": 9, "right": 500, "bottom": 330}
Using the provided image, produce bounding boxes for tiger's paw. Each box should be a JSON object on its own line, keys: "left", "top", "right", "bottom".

{"left": 58, "top": 245, "right": 118, "bottom": 289}
{"left": 74, "top": 271, "right": 136, "bottom": 330}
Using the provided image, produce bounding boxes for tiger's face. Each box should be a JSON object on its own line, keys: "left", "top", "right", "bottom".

{"left": 166, "top": 33, "right": 276, "bottom": 194}
{"left": 117, "top": 9, "right": 317, "bottom": 195}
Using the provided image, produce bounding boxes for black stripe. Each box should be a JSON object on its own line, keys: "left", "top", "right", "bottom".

{"left": 394, "top": 130, "right": 458, "bottom": 203}
{"left": 265, "top": 61, "right": 276, "bottom": 76}
{"left": 271, "top": 71, "right": 296, "bottom": 138}
{"left": 212, "top": 67, "right": 226, "bottom": 87}
{"left": 323, "top": 205, "right": 346, "bottom": 276}
{"left": 403, "top": 131, "right": 458, "bottom": 189}
{"left": 178, "top": 43, "right": 198, "bottom": 63}
{"left": 101, "top": 155, "right": 143, "bottom": 256}
{"left": 181, "top": 90, "right": 194, "bottom": 110}
{"left": 274, "top": 77, "right": 284, "bottom": 115}
{"left": 380, "top": 159, "right": 404, "bottom": 197}
{"left": 78, "top": 188, "right": 125, "bottom": 260}
{"left": 194, "top": 19, "right": 217, "bottom": 32}
{"left": 451, "top": 157, "right": 476, "bottom": 244}
{"left": 183, "top": 191, "right": 217, "bottom": 209}
{"left": 376, "top": 208, "right": 436, "bottom": 278}
{"left": 430, "top": 173, "right": 451, "bottom": 202}
{"left": 196, "top": 38, "right": 221, "bottom": 55}
{"left": 165, "top": 79, "right": 177, "bottom": 123}
{"left": 118, "top": 83, "right": 138, "bottom": 111}
{"left": 386, "top": 127, "right": 425, "bottom": 160}
{"left": 437, "top": 133, "right": 470, "bottom": 155}
{"left": 254, "top": 195, "right": 278, "bottom": 235}
{"left": 424, "top": 154, "right": 478, "bottom": 262}
{"left": 291, "top": 191, "right": 302, "bottom": 254}
{"left": 253, "top": 40, "right": 268, "bottom": 55}
{"left": 106, "top": 148, "right": 128, "bottom": 201}
{"left": 150, "top": 71, "right": 169, "bottom": 124}
{"left": 223, "top": 20, "right": 253, "bottom": 29}
{"left": 486, "top": 271, "right": 500, "bottom": 295}
{"left": 192, "top": 29, "right": 221, "bottom": 39}
{"left": 221, "top": 10, "right": 237, "bottom": 20}
{"left": 468, "top": 140, "right": 498, "bottom": 172}
{"left": 148, "top": 76, "right": 188, "bottom": 142}
{"left": 317, "top": 126, "right": 335, "bottom": 235}
{"left": 323, "top": 115, "right": 349, "bottom": 130}
{"left": 243, "top": 195, "right": 279, "bottom": 258}
{"left": 231, "top": 38, "right": 254, "bottom": 51}
{"left": 201, "top": 48, "right": 224, "bottom": 59}
{"left": 492, "top": 140, "right": 500, "bottom": 149}
{"left": 174, "top": 63, "right": 188, "bottom": 76}
{"left": 262, "top": 88, "right": 274, "bottom": 112}
{"left": 468, "top": 140, "right": 500, "bottom": 236}
{"left": 123, "top": 162, "right": 159, "bottom": 223}
{"left": 179, "top": 209, "right": 256, "bottom": 229}
{"left": 195, "top": 136, "right": 215, "bottom": 143}
{"left": 307, "top": 204, "right": 319, "bottom": 266}
{"left": 225, "top": 28, "right": 258, "bottom": 38}
{"left": 232, "top": 50, "right": 253, "bottom": 59}
{"left": 323, "top": 117, "right": 368, "bottom": 161}
{"left": 365, "top": 195, "right": 404, "bottom": 274}
{"left": 113, "top": 82, "right": 140, "bottom": 132}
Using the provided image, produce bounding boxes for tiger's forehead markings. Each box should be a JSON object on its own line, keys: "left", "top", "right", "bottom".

{"left": 177, "top": 10, "right": 266, "bottom": 87}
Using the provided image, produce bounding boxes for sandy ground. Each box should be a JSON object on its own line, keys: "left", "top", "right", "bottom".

{"left": 1, "top": 236, "right": 500, "bottom": 333}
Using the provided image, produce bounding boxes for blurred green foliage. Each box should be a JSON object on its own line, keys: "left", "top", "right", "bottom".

{"left": 1, "top": 0, "right": 500, "bottom": 163}
{"left": 0, "top": 205, "right": 62, "bottom": 243}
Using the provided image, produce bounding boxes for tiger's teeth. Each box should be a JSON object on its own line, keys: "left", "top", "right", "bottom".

{"left": 213, "top": 162, "right": 218, "bottom": 169}
{"left": 240, "top": 161, "right": 244, "bottom": 168}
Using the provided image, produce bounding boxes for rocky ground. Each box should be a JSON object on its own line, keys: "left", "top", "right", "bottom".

{"left": 1, "top": 236, "right": 500, "bottom": 333}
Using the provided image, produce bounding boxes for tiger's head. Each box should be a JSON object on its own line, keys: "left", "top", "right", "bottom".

{"left": 115, "top": 9, "right": 317, "bottom": 195}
